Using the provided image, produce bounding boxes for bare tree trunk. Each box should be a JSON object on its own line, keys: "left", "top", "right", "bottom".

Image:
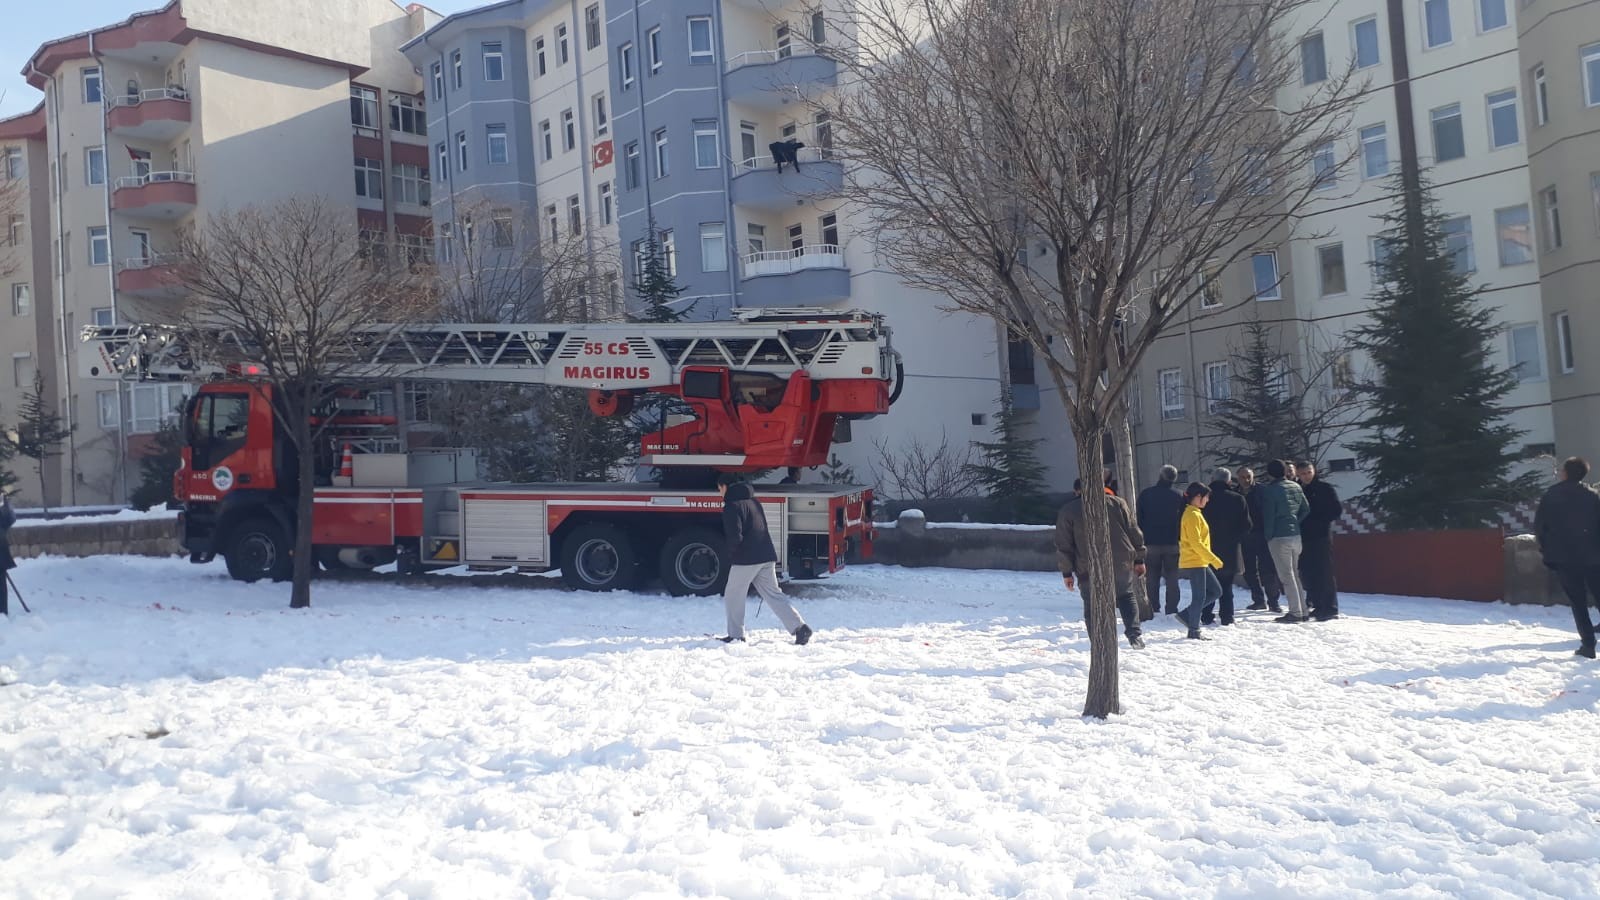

{"left": 1111, "top": 405, "right": 1149, "bottom": 621}
{"left": 290, "top": 422, "right": 315, "bottom": 609}
{"left": 1074, "top": 418, "right": 1120, "bottom": 718}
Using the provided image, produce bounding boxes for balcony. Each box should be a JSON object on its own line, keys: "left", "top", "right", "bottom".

{"left": 115, "top": 254, "right": 181, "bottom": 299}
{"left": 111, "top": 171, "right": 196, "bottom": 220}
{"left": 724, "top": 49, "right": 838, "bottom": 109}
{"left": 105, "top": 89, "right": 191, "bottom": 142}
{"left": 730, "top": 148, "right": 843, "bottom": 212}
{"left": 739, "top": 244, "right": 850, "bottom": 305}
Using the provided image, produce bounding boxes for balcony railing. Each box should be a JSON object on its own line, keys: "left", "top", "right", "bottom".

{"left": 734, "top": 147, "right": 839, "bottom": 173}
{"left": 725, "top": 47, "right": 830, "bottom": 72}
{"left": 116, "top": 252, "right": 178, "bottom": 272}
{"left": 114, "top": 170, "right": 196, "bottom": 191}
{"left": 106, "top": 87, "right": 190, "bottom": 108}
{"left": 742, "top": 243, "right": 844, "bottom": 277}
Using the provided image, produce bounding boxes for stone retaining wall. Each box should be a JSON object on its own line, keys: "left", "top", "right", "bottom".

{"left": 8, "top": 517, "right": 182, "bottom": 560}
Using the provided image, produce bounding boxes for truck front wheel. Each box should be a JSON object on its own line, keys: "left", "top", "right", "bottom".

{"left": 560, "top": 524, "right": 641, "bottom": 592}
{"left": 659, "top": 529, "right": 727, "bottom": 596}
{"left": 224, "top": 517, "right": 293, "bottom": 583}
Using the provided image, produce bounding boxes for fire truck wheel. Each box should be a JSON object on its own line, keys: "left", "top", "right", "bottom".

{"left": 560, "top": 524, "right": 641, "bottom": 592}
{"left": 224, "top": 518, "right": 293, "bottom": 583}
{"left": 659, "top": 529, "right": 728, "bottom": 596}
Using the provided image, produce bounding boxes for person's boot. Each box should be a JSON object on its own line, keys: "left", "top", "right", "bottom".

{"left": 794, "top": 624, "right": 813, "bottom": 646}
{"left": 1186, "top": 628, "right": 1210, "bottom": 640}
{"left": 1246, "top": 601, "right": 1268, "bottom": 611}
{"left": 1267, "top": 602, "right": 1282, "bottom": 614}
{"left": 1273, "top": 612, "right": 1307, "bottom": 624}
{"left": 1577, "top": 642, "right": 1596, "bottom": 659}
{"left": 1127, "top": 633, "right": 1145, "bottom": 649}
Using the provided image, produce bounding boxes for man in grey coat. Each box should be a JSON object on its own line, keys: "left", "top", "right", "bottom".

{"left": 1057, "top": 479, "right": 1149, "bottom": 648}
{"left": 1258, "top": 460, "right": 1311, "bottom": 623}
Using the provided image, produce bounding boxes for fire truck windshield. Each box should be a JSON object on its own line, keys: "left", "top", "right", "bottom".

{"left": 191, "top": 393, "right": 250, "bottom": 471}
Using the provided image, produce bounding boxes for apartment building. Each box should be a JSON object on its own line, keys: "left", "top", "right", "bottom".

{"left": 1521, "top": 0, "right": 1600, "bottom": 457}
{"left": 402, "top": 0, "right": 1014, "bottom": 488}
{"left": 1126, "top": 0, "right": 1558, "bottom": 498}
{"left": 0, "top": 0, "right": 437, "bottom": 508}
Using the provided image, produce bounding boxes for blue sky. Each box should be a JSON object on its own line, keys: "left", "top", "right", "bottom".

{"left": 1, "top": 0, "right": 484, "bottom": 121}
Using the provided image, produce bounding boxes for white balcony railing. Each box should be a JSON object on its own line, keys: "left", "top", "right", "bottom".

{"left": 106, "top": 87, "right": 190, "bottom": 108}
{"left": 116, "top": 252, "right": 178, "bottom": 273}
{"left": 742, "top": 244, "right": 844, "bottom": 277}
{"left": 734, "top": 146, "right": 839, "bottom": 174}
{"left": 113, "top": 170, "right": 196, "bottom": 191}
{"left": 725, "top": 47, "right": 830, "bottom": 72}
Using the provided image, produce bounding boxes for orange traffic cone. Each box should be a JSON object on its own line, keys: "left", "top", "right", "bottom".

{"left": 336, "top": 443, "right": 354, "bottom": 485}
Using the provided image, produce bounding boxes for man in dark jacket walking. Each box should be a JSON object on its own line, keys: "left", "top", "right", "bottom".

{"left": 1296, "top": 461, "right": 1344, "bottom": 622}
{"left": 718, "top": 477, "right": 812, "bottom": 645}
{"left": 1136, "top": 465, "right": 1184, "bottom": 615}
{"left": 1534, "top": 457, "right": 1600, "bottom": 658}
{"left": 1240, "top": 467, "right": 1282, "bottom": 613}
{"left": 0, "top": 489, "right": 16, "bottom": 616}
{"left": 1056, "top": 479, "right": 1148, "bottom": 648}
{"left": 1202, "top": 468, "right": 1251, "bottom": 626}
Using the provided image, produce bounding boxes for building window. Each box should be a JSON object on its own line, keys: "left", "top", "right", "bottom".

{"left": 130, "top": 383, "right": 191, "bottom": 434}
{"left": 1442, "top": 216, "right": 1475, "bottom": 274}
{"left": 565, "top": 195, "right": 582, "bottom": 235}
{"left": 1204, "top": 361, "right": 1230, "bottom": 414}
{"left": 624, "top": 142, "right": 640, "bottom": 189}
{"left": 1310, "top": 140, "right": 1337, "bottom": 189}
{"left": 814, "top": 112, "right": 833, "bottom": 153}
{"left": 788, "top": 223, "right": 804, "bottom": 250}
{"left": 599, "top": 181, "right": 613, "bottom": 224}
{"left": 1251, "top": 251, "right": 1281, "bottom": 300}
{"left": 1197, "top": 260, "right": 1223, "bottom": 307}
{"left": 586, "top": 4, "right": 602, "bottom": 49}
{"left": 647, "top": 26, "right": 663, "bottom": 72}
{"left": 436, "top": 142, "right": 448, "bottom": 181}
{"left": 812, "top": 10, "right": 828, "bottom": 44}
{"left": 390, "top": 94, "right": 426, "bottom": 135}
{"left": 1532, "top": 66, "right": 1549, "bottom": 127}
{"left": 1430, "top": 104, "right": 1464, "bottom": 162}
{"left": 535, "top": 37, "right": 547, "bottom": 77}
{"left": 12, "top": 352, "right": 33, "bottom": 389}
{"left": 747, "top": 223, "right": 766, "bottom": 254}
{"left": 700, "top": 222, "right": 727, "bottom": 271}
{"left": 562, "top": 109, "right": 576, "bottom": 152}
{"left": 739, "top": 121, "right": 759, "bottom": 165}
{"left": 1301, "top": 33, "right": 1326, "bottom": 85}
{"left": 544, "top": 204, "right": 558, "bottom": 242}
{"left": 350, "top": 85, "right": 379, "bottom": 131}
{"left": 355, "top": 157, "right": 383, "bottom": 199}
{"left": 7, "top": 215, "right": 23, "bottom": 246}
{"left": 438, "top": 222, "right": 454, "bottom": 263}
{"left": 661, "top": 230, "right": 677, "bottom": 276}
{"left": 557, "top": 24, "right": 570, "bottom": 65}
{"left": 1509, "top": 324, "right": 1544, "bottom": 382}
{"left": 1592, "top": 172, "right": 1600, "bottom": 233}
{"left": 539, "top": 120, "right": 553, "bottom": 160}
{"left": 1583, "top": 44, "right": 1600, "bottom": 107}
{"left": 11, "top": 283, "right": 29, "bottom": 317}
{"left": 483, "top": 42, "right": 504, "bottom": 81}
{"left": 1496, "top": 204, "right": 1533, "bottom": 264}
{"left": 92, "top": 307, "right": 115, "bottom": 327}
{"left": 1423, "top": 0, "right": 1452, "bottom": 48}
{"left": 83, "top": 66, "right": 102, "bottom": 103}
{"left": 694, "top": 120, "right": 718, "bottom": 169}
{"left": 1480, "top": 0, "right": 1509, "bottom": 30}
{"left": 620, "top": 43, "right": 634, "bottom": 88}
{"left": 819, "top": 212, "right": 839, "bottom": 247}
{"left": 1159, "top": 368, "right": 1186, "bottom": 420}
{"left": 391, "top": 163, "right": 430, "bottom": 206}
{"left": 456, "top": 131, "right": 469, "bottom": 172}
{"left": 775, "top": 23, "right": 793, "bottom": 59}
{"left": 492, "top": 210, "right": 514, "bottom": 248}
{"left": 452, "top": 50, "right": 463, "bottom": 88}
{"left": 487, "top": 124, "right": 508, "bottom": 164}
{"left": 431, "top": 62, "right": 443, "bottom": 100}
{"left": 1370, "top": 235, "right": 1398, "bottom": 278}
{"left": 1353, "top": 17, "right": 1380, "bottom": 69}
{"left": 85, "top": 146, "right": 105, "bottom": 185}
{"left": 3, "top": 147, "right": 21, "bottom": 180}
{"left": 1540, "top": 187, "right": 1562, "bottom": 250}
{"left": 653, "top": 128, "right": 669, "bottom": 178}
{"left": 87, "top": 226, "right": 110, "bottom": 266}
{"left": 1360, "top": 124, "right": 1388, "bottom": 178}
{"left": 689, "top": 17, "right": 714, "bottom": 65}
{"left": 1318, "top": 243, "right": 1346, "bottom": 295}
{"left": 1487, "top": 89, "right": 1520, "bottom": 148}
{"left": 593, "top": 94, "right": 609, "bottom": 135}
{"left": 97, "top": 390, "right": 119, "bottom": 429}
{"left": 1555, "top": 312, "right": 1575, "bottom": 374}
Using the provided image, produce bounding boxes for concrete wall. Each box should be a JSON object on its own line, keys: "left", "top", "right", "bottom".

{"left": 7, "top": 515, "right": 181, "bottom": 560}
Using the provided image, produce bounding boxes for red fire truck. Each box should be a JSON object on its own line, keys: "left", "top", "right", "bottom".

{"left": 83, "top": 308, "right": 900, "bottom": 594}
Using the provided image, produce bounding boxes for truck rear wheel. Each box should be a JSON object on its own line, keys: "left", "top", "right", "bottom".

{"left": 659, "top": 529, "right": 727, "bottom": 597}
{"left": 560, "top": 524, "right": 641, "bottom": 592}
{"left": 224, "top": 517, "right": 292, "bottom": 583}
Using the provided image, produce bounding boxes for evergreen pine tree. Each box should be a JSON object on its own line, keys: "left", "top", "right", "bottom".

{"left": 632, "top": 226, "right": 691, "bottom": 324}
{"left": 965, "top": 391, "right": 1052, "bottom": 523}
{"left": 1351, "top": 173, "right": 1536, "bottom": 529}
{"left": 1208, "top": 318, "right": 1311, "bottom": 469}
{"left": 0, "top": 405, "right": 18, "bottom": 497}
{"left": 4, "top": 372, "right": 72, "bottom": 513}
{"left": 818, "top": 453, "right": 859, "bottom": 485}
{"left": 129, "top": 419, "right": 185, "bottom": 511}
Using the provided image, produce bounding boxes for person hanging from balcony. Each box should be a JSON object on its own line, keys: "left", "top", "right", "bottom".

{"left": 768, "top": 139, "right": 807, "bottom": 173}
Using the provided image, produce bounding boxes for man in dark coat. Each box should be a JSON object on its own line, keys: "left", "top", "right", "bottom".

{"left": 1056, "top": 479, "right": 1148, "bottom": 648}
{"left": 1201, "top": 467, "right": 1251, "bottom": 626}
{"left": 1296, "top": 461, "right": 1344, "bottom": 622}
{"left": 719, "top": 476, "right": 812, "bottom": 645}
{"left": 1136, "top": 465, "right": 1184, "bottom": 615}
{"left": 0, "top": 490, "right": 16, "bottom": 616}
{"left": 1534, "top": 456, "right": 1600, "bottom": 658}
{"left": 1240, "top": 467, "right": 1282, "bottom": 613}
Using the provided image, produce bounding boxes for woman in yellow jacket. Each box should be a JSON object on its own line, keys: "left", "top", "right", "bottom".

{"left": 1178, "top": 482, "right": 1224, "bottom": 641}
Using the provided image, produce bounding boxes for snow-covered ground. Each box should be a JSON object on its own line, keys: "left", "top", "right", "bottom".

{"left": 1, "top": 556, "right": 1597, "bottom": 899}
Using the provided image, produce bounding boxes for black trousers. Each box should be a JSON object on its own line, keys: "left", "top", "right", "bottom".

{"left": 0, "top": 569, "right": 8, "bottom": 616}
{"left": 1300, "top": 538, "right": 1338, "bottom": 616}
{"left": 1241, "top": 533, "right": 1280, "bottom": 607}
{"left": 1555, "top": 565, "right": 1600, "bottom": 648}
{"left": 1081, "top": 579, "right": 1141, "bottom": 641}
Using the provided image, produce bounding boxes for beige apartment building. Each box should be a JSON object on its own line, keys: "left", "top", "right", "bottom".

{"left": 0, "top": 0, "right": 438, "bottom": 508}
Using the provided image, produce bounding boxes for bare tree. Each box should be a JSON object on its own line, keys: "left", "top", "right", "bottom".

{"left": 872, "top": 434, "right": 979, "bottom": 505}
{"left": 175, "top": 197, "right": 430, "bottom": 609}
{"left": 0, "top": 167, "right": 23, "bottom": 280}
{"left": 822, "top": 0, "right": 1361, "bottom": 716}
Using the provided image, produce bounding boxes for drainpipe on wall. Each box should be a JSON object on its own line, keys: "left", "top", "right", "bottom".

{"left": 710, "top": 0, "right": 738, "bottom": 308}
{"left": 1185, "top": 303, "right": 1201, "bottom": 471}
{"left": 91, "top": 33, "right": 129, "bottom": 504}
{"left": 568, "top": 0, "right": 600, "bottom": 321}
{"left": 630, "top": 0, "right": 655, "bottom": 251}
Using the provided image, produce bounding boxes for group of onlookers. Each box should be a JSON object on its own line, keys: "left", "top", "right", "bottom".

{"left": 1055, "top": 460, "right": 1343, "bottom": 647}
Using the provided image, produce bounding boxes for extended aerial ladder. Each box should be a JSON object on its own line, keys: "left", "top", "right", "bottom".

{"left": 83, "top": 308, "right": 904, "bottom": 471}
